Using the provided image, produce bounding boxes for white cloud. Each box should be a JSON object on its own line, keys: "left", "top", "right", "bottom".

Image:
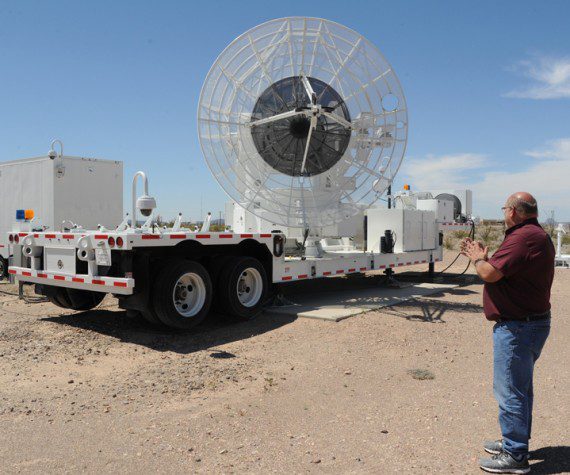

{"left": 524, "top": 137, "right": 570, "bottom": 160}
{"left": 401, "top": 153, "right": 487, "bottom": 190}
{"left": 402, "top": 139, "right": 570, "bottom": 220}
{"left": 505, "top": 55, "right": 570, "bottom": 99}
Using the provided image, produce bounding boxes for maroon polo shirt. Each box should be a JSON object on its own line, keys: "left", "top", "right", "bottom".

{"left": 483, "top": 218, "right": 555, "bottom": 321}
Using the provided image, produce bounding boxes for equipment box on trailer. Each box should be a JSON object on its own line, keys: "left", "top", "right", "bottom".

{"left": 0, "top": 155, "right": 123, "bottom": 277}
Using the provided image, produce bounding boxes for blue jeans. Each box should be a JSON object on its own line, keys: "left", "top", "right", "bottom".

{"left": 493, "top": 317, "right": 550, "bottom": 458}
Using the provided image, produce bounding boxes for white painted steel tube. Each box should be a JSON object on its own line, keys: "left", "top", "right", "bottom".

{"left": 132, "top": 171, "right": 149, "bottom": 228}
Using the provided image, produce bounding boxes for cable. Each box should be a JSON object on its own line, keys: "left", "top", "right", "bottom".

{"left": 23, "top": 295, "right": 49, "bottom": 304}
{"left": 0, "top": 283, "right": 48, "bottom": 302}
{"left": 0, "top": 288, "right": 18, "bottom": 296}
{"left": 435, "top": 220, "right": 476, "bottom": 277}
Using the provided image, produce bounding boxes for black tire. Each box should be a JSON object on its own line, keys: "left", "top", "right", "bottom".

{"left": 0, "top": 256, "right": 7, "bottom": 281}
{"left": 47, "top": 287, "right": 73, "bottom": 309}
{"left": 152, "top": 261, "right": 212, "bottom": 330}
{"left": 216, "top": 256, "right": 268, "bottom": 321}
{"left": 46, "top": 286, "right": 104, "bottom": 311}
{"left": 140, "top": 307, "right": 163, "bottom": 326}
{"left": 208, "top": 255, "right": 233, "bottom": 313}
{"left": 66, "top": 289, "right": 105, "bottom": 310}
{"left": 48, "top": 294, "right": 71, "bottom": 309}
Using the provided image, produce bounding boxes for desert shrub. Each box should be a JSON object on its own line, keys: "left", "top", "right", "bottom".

{"left": 443, "top": 235, "right": 455, "bottom": 250}
{"left": 452, "top": 230, "right": 470, "bottom": 239}
{"left": 543, "top": 224, "right": 556, "bottom": 238}
{"left": 476, "top": 225, "right": 500, "bottom": 250}
{"left": 408, "top": 369, "right": 435, "bottom": 380}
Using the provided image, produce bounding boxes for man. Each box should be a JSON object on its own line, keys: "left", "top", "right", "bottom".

{"left": 461, "top": 192, "right": 554, "bottom": 474}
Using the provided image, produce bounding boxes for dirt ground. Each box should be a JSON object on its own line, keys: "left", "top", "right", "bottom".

{"left": 0, "top": 255, "right": 568, "bottom": 474}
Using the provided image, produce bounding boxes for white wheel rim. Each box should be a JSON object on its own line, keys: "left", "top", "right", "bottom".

{"left": 236, "top": 267, "right": 263, "bottom": 308}
{"left": 172, "top": 272, "right": 206, "bottom": 318}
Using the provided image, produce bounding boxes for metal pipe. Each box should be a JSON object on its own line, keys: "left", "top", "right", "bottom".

{"left": 50, "top": 139, "right": 64, "bottom": 157}
{"left": 132, "top": 171, "right": 149, "bottom": 228}
{"left": 49, "top": 139, "right": 65, "bottom": 175}
{"left": 556, "top": 224, "right": 565, "bottom": 258}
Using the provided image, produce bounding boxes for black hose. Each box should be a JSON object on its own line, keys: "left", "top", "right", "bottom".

{"left": 435, "top": 220, "right": 476, "bottom": 277}
{"left": 0, "top": 284, "right": 48, "bottom": 302}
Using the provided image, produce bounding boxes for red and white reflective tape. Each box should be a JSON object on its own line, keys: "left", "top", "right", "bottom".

{"left": 440, "top": 222, "right": 471, "bottom": 228}
{"left": 144, "top": 232, "right": 274, "bottom": 241}
{"left": 17, "top": 231, "right": 275, "bottom": 247}
{"left": 8, "top": 267, "right": 134, "bottom": 294}
{"left": 278, "top": 257, "right": 436, "bottom": 283}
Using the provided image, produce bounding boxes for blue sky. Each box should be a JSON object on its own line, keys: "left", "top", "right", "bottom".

{"left": 1, "top": 0, "right": 569, "bottom": 221}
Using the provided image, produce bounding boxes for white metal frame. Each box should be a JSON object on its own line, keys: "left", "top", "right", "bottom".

{"left": 198, "top": 17, "right": 408, "bottom": 230}
{"left": 8, "top": 220, "right": 468, "bottom": 292}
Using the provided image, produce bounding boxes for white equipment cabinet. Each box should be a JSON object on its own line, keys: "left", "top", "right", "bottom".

{"left": 426, "top": 190, "right": 473, "bottom": 220}
{"left": 416, "top": 199, "right": 454, "bottom": 224}
{"left": 365, "top": 208, "right": 436, "bottom": 253}
{"left": 0, "top": 155, "right": 123, "bottom": 264}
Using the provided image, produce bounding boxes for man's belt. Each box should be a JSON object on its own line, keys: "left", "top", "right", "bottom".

{"left": 498, "top": 310, "right": 551, "bottom": 323}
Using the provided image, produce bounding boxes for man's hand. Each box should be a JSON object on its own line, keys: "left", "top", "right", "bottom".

{"left": 460, "top": 238, "right": 488, "bottom": 263}
{"left": 460, "top": 238, "right": 503, "bottom": 283}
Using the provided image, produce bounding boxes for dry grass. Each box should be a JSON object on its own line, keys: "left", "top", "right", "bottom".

{"left": 407, "top": 369, "right": 435, "bottom": 380}
{"left": 443, "top": 235, "right": 455, "bottom": 250}
{"left": 443, "top": 221, "right": 570, "bottom": 254}
{"left": 442, "top": 222, "right": 504, "bottom": 253}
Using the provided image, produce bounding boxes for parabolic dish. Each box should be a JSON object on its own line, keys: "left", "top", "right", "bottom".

{"left": 198, "top": 17, "right": 407, "bottom": 229}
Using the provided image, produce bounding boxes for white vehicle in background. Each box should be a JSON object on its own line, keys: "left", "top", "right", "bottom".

{"left": 7, "top": 18, "right": 473, "bottom": 330}
{"left": 0, "top": 140, "right": 123, "bottom": 279}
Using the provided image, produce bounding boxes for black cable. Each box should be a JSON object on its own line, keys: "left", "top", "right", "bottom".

{"left": 435, "top": 220, "right": 476, "bottom": 277}
{"left": 23, "top": 295, "right": 49, "bottom": 304}
{"left": 0, "top": 283, "right": 48, "bottom": 302}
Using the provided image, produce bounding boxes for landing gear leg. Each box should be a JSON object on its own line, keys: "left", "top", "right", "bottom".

{"left": 378, "top": 268, "right": 404, "bottom": 288}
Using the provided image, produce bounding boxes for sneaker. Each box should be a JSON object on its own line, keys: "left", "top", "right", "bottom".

{"left": 479, "top": 451, "right": 530, "bottom": 474}
{"left": 484, "top": 439, "right": 503, "bottom": 455}
{"left": 484, "top": 440, "right": 530, "bottom": 459}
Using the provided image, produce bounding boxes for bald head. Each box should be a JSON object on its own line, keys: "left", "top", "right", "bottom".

{"left": 506, "top": 192, "right": 538, "bottom": 219}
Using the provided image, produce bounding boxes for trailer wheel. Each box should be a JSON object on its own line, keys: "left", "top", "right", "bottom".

{"left": 208, "top": 255, "right": 233, "bottom": 314}
{"left": 152, "top": 261, "right": 212, "bottom": 330}
{"left": 217, "top": 256, "right": 267, "bottom": 321}
{"left": 48, "top": 292, "right": 72, "bottom": 309}
{"left": 46, "top": 287, "right": 104, "bottom": 311}
{"left": 140, "top": 308, "right": 163, "bottom": 326}
{"left": 66, "top": 289, "right": 105, "bottom": 311}
{"left": 0, "top": 256, "right": 8, "bottom": 280}
{"left": 44, "top": 285, "right": 73, "bottom": 308}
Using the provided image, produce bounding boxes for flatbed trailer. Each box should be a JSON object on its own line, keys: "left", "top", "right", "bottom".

{"left": 7, "top": 221, "right": 470, "bottom": 330}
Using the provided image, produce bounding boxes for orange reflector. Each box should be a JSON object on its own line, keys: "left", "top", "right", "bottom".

{"left": 403, "top": 184, "right": 410, "bottom": 190}
{"left": 24, "top": 209, "right": 34, "bottom": 220}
